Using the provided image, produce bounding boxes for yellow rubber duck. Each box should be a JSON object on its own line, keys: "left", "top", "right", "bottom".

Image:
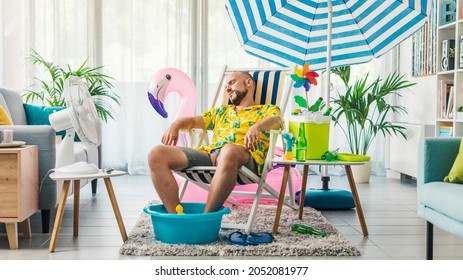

{"left": 175, "top": 204, "right": 185, "bottom": 215}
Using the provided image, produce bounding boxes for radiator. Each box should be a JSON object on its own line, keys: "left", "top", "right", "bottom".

{"left": 387, "top": 123, "right": 435, "bottom": 179}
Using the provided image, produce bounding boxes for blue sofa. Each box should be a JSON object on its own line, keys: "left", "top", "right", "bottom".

{"left": 418, "top": 137, "right": 463, "bottom": 260}
{"left": 1, "top": 87, "right": 99, "bottom": 233}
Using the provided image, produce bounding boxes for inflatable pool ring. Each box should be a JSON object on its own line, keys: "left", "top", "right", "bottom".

{"left": 148, "top": 68, "right": 196, "bottom": 120}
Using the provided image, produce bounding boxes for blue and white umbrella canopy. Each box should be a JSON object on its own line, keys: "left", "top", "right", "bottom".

{"left": 226, "top": 0, "right": 433, "bottom": 70}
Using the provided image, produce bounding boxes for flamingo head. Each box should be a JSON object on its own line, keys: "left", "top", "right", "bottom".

{"left": 148, "top": 68, "right": 196, "bottom": 120}
{"left": 148, "top": 73, "right": 171, "bottom": 118}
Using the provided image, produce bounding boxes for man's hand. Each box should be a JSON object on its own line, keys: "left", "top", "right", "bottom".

{"left": 161, "top": 116, "right": 206, "bottom": 146}
{"left": 244, "top": 116, "right": 282, "bottom": 151}
{"left": 244, "top": 124, "right": 261, "bottom": 151}
{"left": 162, "top": 123, "right": 180, "bottom": 146}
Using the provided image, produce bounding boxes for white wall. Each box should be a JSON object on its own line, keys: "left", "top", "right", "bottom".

{"left": 387, "top": 37, "right": 437, "bottom": 178}
{"left": 399, "top": 37, "right": 437, "bottom": 126}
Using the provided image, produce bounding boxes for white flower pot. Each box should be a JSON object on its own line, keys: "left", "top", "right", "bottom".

{"left": 350, "top": 160, "right": 372, "bottom": 183}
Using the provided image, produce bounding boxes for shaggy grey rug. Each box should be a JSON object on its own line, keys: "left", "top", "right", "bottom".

{"left": 120, "top": 202, "right": 361, "bottom": 257}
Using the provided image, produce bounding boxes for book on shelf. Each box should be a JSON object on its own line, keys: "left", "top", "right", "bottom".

{"left": 460, "top": 35, "right": 463, "bottom": 69}
{"left": 439, "top": 80, "right": 454, "bottom": 119}
{"left": 446, "top": 85, "right": 454, "bottom": 118}
{"left": 439, "top": 125, "right": 453, "bottom": 137}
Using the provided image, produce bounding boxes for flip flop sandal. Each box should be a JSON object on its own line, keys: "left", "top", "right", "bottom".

{"left": 246, "top": 232, "right": 274, "bottom": 245}
{"left": 291, "top": 223, "right": 327, "bottom": 237}
{"left": 226, "top": 231, "right": 248, "bottom": 246}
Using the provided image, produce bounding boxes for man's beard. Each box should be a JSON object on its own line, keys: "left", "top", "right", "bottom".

{"left": 231, "top": 88, "right": 248, "bottom": 105}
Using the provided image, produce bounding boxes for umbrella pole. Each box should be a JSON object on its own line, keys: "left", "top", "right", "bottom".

{"left": 312, "top": 0, "right": 352, "bottom": 210}
{"left": 325, "top": 0, "right": 332, "bottom": 107}
{"left": 321, "top": 0, "right": 332, "bottom": 183}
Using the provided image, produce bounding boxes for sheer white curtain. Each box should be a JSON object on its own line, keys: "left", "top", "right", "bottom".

{"left": 0, "top": 0, "right": 30, "bottom": 89}
{"left": 100, "top": 0, "right": 196, "bottom": 174}
{"left": 1, "top": 0, "right": 196, "bottom": 174}
{"left": 1, "top": 0, "right": 400, "bottom": 176}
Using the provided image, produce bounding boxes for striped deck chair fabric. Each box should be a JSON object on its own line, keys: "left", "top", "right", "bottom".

{"left": 175, "top": 66, "right": 296, "bottom": 232}
{"left": 221, "top": 70, "right": 286, "bottom": 107}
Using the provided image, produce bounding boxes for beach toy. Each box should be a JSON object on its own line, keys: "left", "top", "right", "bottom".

{"left": 321, "top": 149, "right": 339, "bottom": 162}
{"left": 175, "top": 204, "right": 185, "bottom": 214}
{"left": 147, "top": 68, "right": 196, "bottom": 146}
{"left": 148, "top": 68, "right": 196, "bottom": 119}
{"left": 282, "top": 132, "right": 296, "bottom": 160}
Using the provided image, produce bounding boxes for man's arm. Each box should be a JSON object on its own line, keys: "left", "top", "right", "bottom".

{"left": 162, "top": 115, "right": 205, "bottom": 146}
{"left": 244, "top": 115, "right": 282, "bottom": 151}
{"left": 254, "top": 115, "right": 283, "bottom": 131}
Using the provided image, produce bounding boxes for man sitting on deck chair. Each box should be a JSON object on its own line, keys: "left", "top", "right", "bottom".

{"left": 148, "top": 71, "right": 283, "bottom": 213}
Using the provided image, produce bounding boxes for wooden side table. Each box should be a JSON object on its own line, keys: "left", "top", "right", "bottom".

{"left": 48, "top": 170, "right": 128, "bottom": 252}
{"left": 0, "top": 145, "right": 38, "bottom": 249}
{"left": 271, "top": 157, "right": 369, "bottom": 237}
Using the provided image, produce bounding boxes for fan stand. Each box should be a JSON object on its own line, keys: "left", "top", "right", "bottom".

{"left": 297, "top": 166, "right": 355, "bottom": 210}
{"left": 56, "top": 129, "right": 76, "bottom": 169}
{"left": 54, "top": 129, "right": 99, "bottom": 175}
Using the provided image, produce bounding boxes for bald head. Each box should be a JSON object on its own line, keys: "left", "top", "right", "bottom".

{"left": 238, "top": 71, "right": 253, "bottom": 81}
{"left": 225, "top": 71, "right": 256, "bottom": 106}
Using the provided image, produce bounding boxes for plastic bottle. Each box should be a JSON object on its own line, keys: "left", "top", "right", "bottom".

{"left": 291, "top": 223, "right": 327, "bottom": 237}
{"left": 309, "top": 97, "right": 323, "bottom": 112}
{"left": 296, "top": 123, "right": 307, "bottom": 162}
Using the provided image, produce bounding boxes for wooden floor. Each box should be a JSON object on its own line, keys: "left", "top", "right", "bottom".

{"left": 0, "top": 173, "right": 462, "bottom": 260}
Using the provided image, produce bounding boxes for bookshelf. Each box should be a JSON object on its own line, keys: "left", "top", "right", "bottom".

{"left": 436, "top": 0, "right": 463, "bottom": 137}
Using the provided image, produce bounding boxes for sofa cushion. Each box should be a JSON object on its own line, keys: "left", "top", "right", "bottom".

{"left": 0, "top": 105, "right": 13, "bottom": 125}
{"left": 23, "top": 104, "right": 67, "bottom": 137}
{"left": 419, "top": 181, "right": 463, "bottom": 222}
{"left": 444, "top": 139, "right": 463, "bottom": 183}
{"left": 0, "top": 94, "right": 11, "bottom": 117}
{"left": 0, "top": 87, "right": 27, "bottom": 125}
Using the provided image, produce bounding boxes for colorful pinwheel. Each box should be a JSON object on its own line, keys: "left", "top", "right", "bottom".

{"left": 291, "top": 63, "right": 319, "bottom": 111}
{"left": 291, "top": 63, "right": 318, "bottom": 92}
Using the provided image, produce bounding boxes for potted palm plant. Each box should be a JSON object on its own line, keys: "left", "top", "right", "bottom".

{"left": 24, "top": 49, "right": 120, "bottom": 122}
{"left": 330, "top": 66, "right": 416, "bottom": 182}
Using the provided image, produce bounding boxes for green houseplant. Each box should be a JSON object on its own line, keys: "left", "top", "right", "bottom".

{"left": 24, "top": 49, "right": 120, "bottom": 122}
{"left": 330, "top": 66, "right": 416, "bottom": 156}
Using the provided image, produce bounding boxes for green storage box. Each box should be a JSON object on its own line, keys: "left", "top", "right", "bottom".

{"left": 289, "top": 115, "right": 331, "bottom": 160}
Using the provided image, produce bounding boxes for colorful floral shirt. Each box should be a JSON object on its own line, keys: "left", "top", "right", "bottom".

{"left": 200, "top": 104, "right": 281, "bottom": 175}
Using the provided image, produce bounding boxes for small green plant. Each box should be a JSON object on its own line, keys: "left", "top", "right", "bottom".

{"left": 331, "top": 66, "right": 416, "bottom": 155}
{"left": 24, "top": 49, "right": 120, "bottom": 122}
{"left": 450, "top": 47, "right": 455, "bottom": 58}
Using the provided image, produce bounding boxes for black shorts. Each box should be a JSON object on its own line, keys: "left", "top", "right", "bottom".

{"left": 178, "top": 147, "right": 258, "bottom": 174}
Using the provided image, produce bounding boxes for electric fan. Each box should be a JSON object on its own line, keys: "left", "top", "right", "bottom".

{"left": 49, "top": 76, "right": 101, "bottom": 175}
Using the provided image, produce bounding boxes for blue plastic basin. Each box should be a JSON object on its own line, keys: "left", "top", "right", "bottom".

{"left": 143, "top": 202, "right": 231, "bottom": 244}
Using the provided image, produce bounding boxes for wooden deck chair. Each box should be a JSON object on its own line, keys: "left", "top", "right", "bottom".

{"left": 175, "top": 65, "right": 297, "bottom": 232}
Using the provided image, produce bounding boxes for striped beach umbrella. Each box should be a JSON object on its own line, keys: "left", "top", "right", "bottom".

{"left": 226, "top": 0, "right": 433, "bottom": 71}
{"left": 226, "top": 0, "right": 432, "bottom": 194}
